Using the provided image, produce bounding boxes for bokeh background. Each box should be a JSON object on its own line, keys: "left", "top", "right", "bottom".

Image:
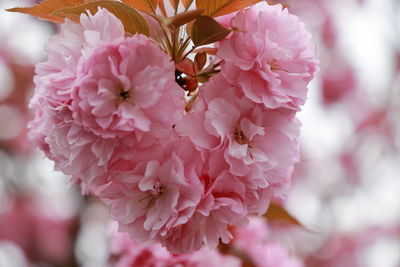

{"left": 0, "top": 0, "right": 399, "bottom": 266}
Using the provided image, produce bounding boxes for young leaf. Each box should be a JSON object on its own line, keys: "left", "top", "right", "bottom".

{"left": 193, "top": 47, "right": 217, "bottom": 55}
{"left": 158, "top": 0, "right": 168, "bottom": 17}
{"left": 185, "top": 77, "right": 198, "bottom": 92}
{"left": 191, "top": 16, "right": 230, "bottom": 46}
{"left": 176, "top": 59, "right": 196, "bottom": 76}
{"left": 54, "top": 1, "right": 150, "bottom": 36}
{"left": 181, "top": 0, "right": 194, "bottom": 8}
{"left": 169, "top": 0, "right": 180, "bottom": 11}
{"left": 196, "top": 0, "right": 262, "bottom": 17}
{"left": 168, "top": 8, "right": 204, "bottom": 29}
{"left": 185, "top": 20, "right": 194, "bottom": 37}
{"left": 194, "top": 52, "right": 207, "bottom": 72}
{"left": 121, "top": 0, "right": 159, "bottom": 13}
{"left": 6, "top": 0, "right": 85, "bottom": 23}
{"left": 264, "top": 203, "right": 301, "bottom": 226}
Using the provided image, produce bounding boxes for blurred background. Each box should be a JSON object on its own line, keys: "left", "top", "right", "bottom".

{"left": 0, "top": 0, "right": 399, "bottom": 266}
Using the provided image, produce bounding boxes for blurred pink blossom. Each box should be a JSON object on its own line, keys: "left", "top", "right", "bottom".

{"left": 0, "top": 196, "right": 77, "bottom": 265}
{"left": 232, "top": 217, "right": 304, "bottom": 267}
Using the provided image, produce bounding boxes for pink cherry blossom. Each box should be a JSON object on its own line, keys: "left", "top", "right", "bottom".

{"left": 29, "top": 8, "right": 184, "bottom": 193}
{"left": 29, "top": 105, "right": 122, "bottom": 193}
{"left": 28, "top": 9, "right": 127, "bottom": 192}
{"left": 159, "top": 186, "right": 248, "bottom": 253}
{"left": 159, "top": 74, "right": 301, "bottom": 252}
{"left": 217, "top": 2, "right": 319, "bottom": 110}
{"left": 99, "top": 138, "right": 204, "bottom": 250}
{"left": 71, "top": 35, "right": 184, "bottom": 139}
{"left": 33, "top": 8, "right": 125, "bottom": 110}
{"left": 176, "top": 75, "right": 300, "bottom": 214}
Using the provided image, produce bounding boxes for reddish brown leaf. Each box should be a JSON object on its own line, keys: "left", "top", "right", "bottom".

{"left": 267, "top": 1, "right": 290, "bottom": 9}
{"left": 185, "top": 77, "right": 198, "bottom": 92}
{"left": 168, "top": 8, "right": 204, "bottom": 29}
{"left": 194, "top": 52, "right": 207, "bottom": 72}
{"left": 121, "top": 0, "right": 158, "bottom": 13}
{"left": 185, "top": 20, "right": 194, "bottom": 37}
{"left": 181, "top": 0, "right": 194, "bottom": 8}
{"left": 54, "top": 1, "right": 150, "bottom": 35}
{"left": 158, "top": 0, "right": 168, "bottom": 16}
{"left": 218, "top": 243, "right": 256, "bottom": 267}
{"left": 169, "top": 0, "right": 180, "bottom": 11}
{"left": 196, "top": 0, "right": 262, "bottom": 17}
{"left": 152, "top": 0, "right": 161, "bottom": 8}
{"left": 6, "top": 0, "right": 84, "bottom": 23}
{"left": 264, "top": 203, "right": 301, "bottom": 226}
{"left": 191, "top": 16, "right": 230, "bottom": 46}
{"left": 176, "top": 59, "right": 196, "bottom": 76}
{"left": 193, "top": 47, "right": 217, "bottom": 55}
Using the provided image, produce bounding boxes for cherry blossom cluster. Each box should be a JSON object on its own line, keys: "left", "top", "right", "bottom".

{"left": 29, "top": 2, "right": 318, "bottom": 253}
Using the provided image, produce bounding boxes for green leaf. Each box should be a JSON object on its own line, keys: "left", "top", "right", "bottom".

{"left": 54, "top": 1, "right": 150, "bottom": 36}
{"left": 191, "top": 16, "right": 230, "bottom": 46}
{"left": 196, "top": 0, "right": 262, "bottom": 17}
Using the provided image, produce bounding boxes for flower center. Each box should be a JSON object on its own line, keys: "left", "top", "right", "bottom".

{"left": 155, "top": 185, "right": 166, "bottom": 196}
{"left": 119, "top": 90, "right": 130, "bottom": 101}
{"left": 235, "top": 127, "right": 249, "bottom": 145}
{"left": 139, "top": 184, "right": 167, "bottom": 210}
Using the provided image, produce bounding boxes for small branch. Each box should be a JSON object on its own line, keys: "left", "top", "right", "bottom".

{"left": 181, "top": 45, "right": 196, "bottom": 60}
{"left": 184, "top": 0, "right": 195, "bottom": 12}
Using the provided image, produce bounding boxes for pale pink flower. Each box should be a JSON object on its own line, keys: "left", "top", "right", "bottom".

{"left": 160, "top": 183, "right": 248, "bottom": 253}
{"left": 33, "top": 8, "right": 125, "bottom": 110}
{"left": 176, "top": 75, "right": 300, "bottom": 214}
{"left": 29, "top": 106, "right": 118, "bottom": 193}
{"left": 29, "top": 8, "right": 184, "bottom": 193}
{"left": 99, "top": 138, "right": 203, "bottom": 249}
{"left": 29, "top": 9, "right": 126, "bottom": 191}
{"left": 217, "top": 2, "right": 318, "bottom": 110}
{"left": 71, "top": 35, "right": 184, "bottom": 139}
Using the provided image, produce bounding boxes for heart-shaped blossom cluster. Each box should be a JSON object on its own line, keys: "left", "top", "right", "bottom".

{"left": 29, "top": 3, "right": 318, "bottom": 254}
